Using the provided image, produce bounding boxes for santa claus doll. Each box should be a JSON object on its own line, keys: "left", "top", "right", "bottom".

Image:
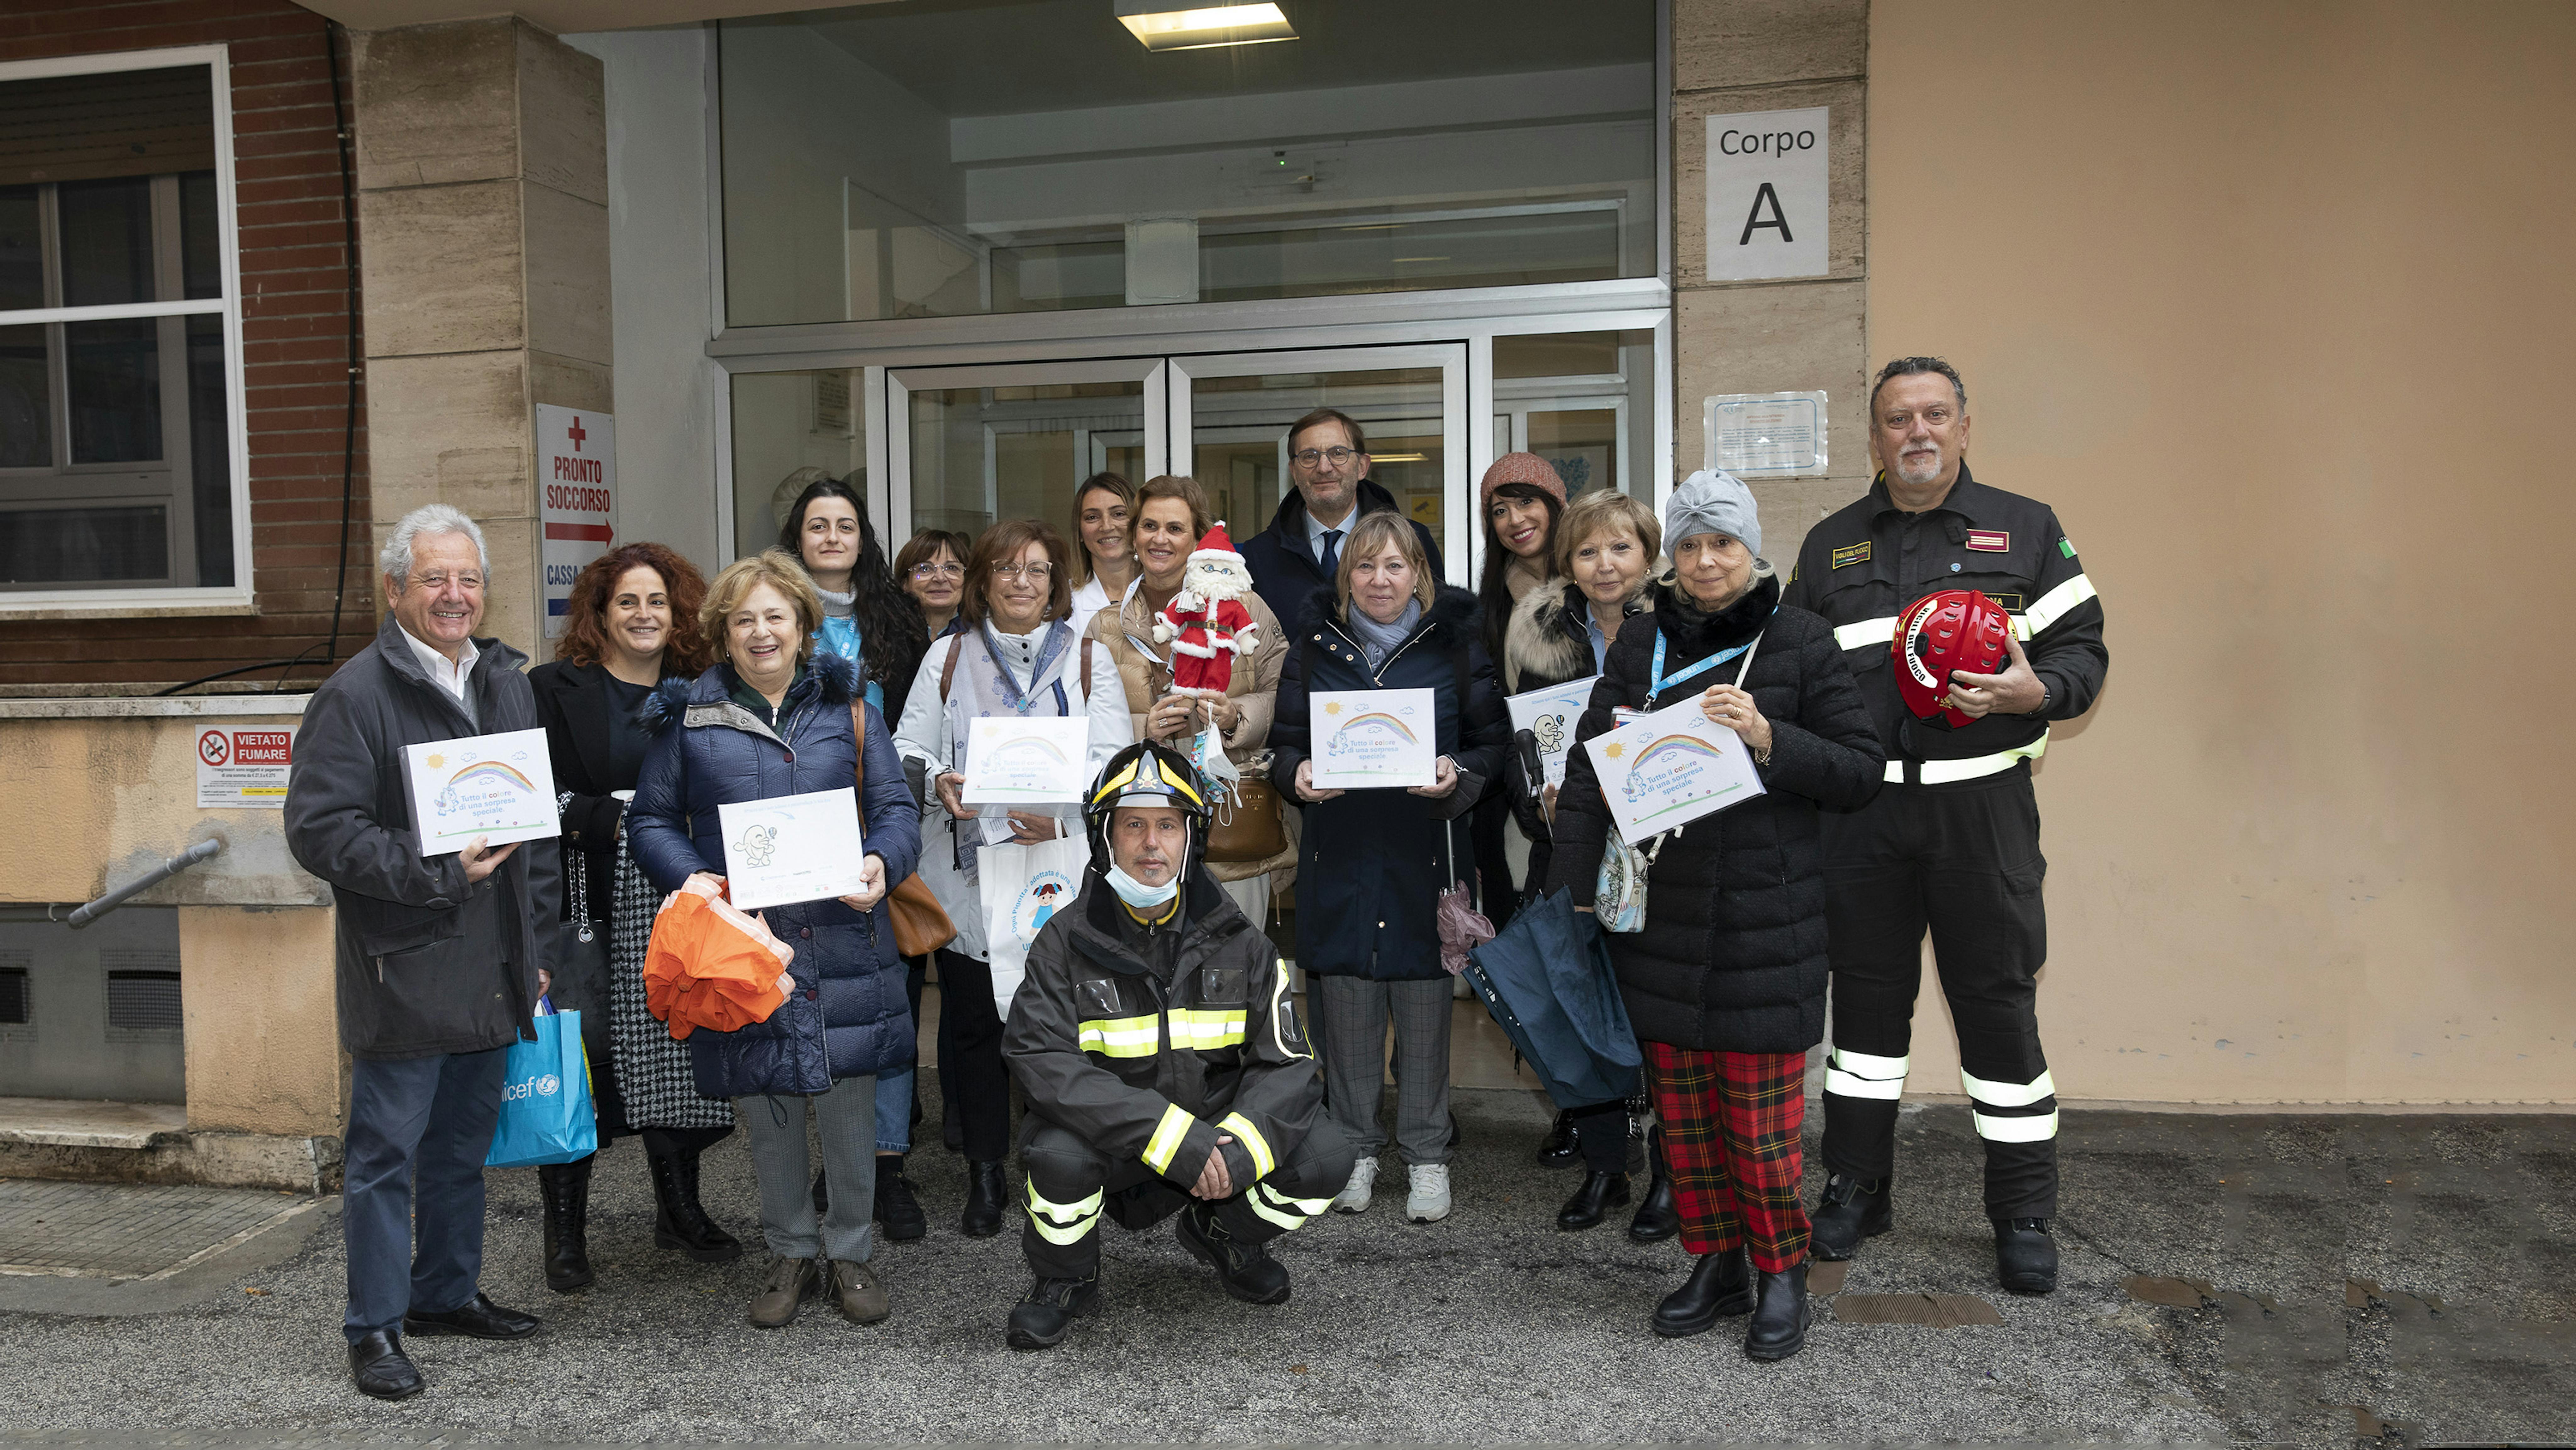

{"left": 1151, "top": 522, "right": 1258, "bottom": 783}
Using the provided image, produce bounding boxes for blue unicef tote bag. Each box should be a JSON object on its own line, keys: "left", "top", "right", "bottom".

{"left": 485, "top": 1002, "right": 598, "bottom": 1168}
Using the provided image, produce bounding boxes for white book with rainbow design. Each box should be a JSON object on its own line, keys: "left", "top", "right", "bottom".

{"left": 1583, "top": 694, "right": 1768, "bottom": 840}
{"left": 1310, "top": 688, "right": 1438, "bottom": 789}
{"left": 402, "top": 727, "right": 561, "bottom": 857}
{"left": 960, "top": 715, "right": 1093, "bottom": 805}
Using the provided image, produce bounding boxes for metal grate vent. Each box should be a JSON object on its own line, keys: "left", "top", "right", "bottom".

{"left": 104, "top": 970, "right": 182, "bottom": 1033}
{"left": 0, "top": 967, "right": 26, "bottom": 1025}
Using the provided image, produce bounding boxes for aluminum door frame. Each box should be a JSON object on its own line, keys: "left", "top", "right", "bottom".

{"left": 883, "top": 357, "right": 1169, "bottom": 546}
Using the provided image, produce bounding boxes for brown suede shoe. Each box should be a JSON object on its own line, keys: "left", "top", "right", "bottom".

{"left": 826, "top": 1258, "right": 889, "bottom": 1324}
{"left": 748, "top": 1255, "right": 819, "bottom": 1329}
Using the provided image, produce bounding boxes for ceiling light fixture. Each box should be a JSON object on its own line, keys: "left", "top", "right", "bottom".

{"left": 1115, "top": 2, "right": 1297, "bottom": 52}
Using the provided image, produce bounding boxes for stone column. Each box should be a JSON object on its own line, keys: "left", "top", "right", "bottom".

{"left": 351, "top": 18, "right": 611, "bottom": 654}
{"left": 1670, "top": 0, "right": 1870, "bottom": 570}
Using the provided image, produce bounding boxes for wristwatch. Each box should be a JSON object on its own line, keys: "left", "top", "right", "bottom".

{"left": 2030, "top": 682, "right": 2052, "bottom": 716}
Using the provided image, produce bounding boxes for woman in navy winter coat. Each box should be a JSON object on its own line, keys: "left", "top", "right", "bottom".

{"left": 1270, "top": 511, "right": 1508, "bottom": 1227}
{"left": 628, "top": 549, "right": 921, "bottom": 1329}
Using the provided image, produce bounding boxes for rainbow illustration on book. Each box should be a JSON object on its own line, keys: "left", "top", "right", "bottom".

{"left": 447, "top": 760, "right": 538, "bottom": 793}
{"left": 990, "top": 735, "right": 1073, "bottom": 766}
{"left": 1333, "top": 711, "right": 1419, "bottom": 744}
{"left": 1618, "top": 731, "right": 1752, "bottom": 819}
{"left": 429, "top": 754, "right": 548, "bottom": 841}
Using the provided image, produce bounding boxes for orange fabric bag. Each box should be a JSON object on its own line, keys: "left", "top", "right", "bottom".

{"left": 642, "top": 878, "right": 793, "bottom": 1040}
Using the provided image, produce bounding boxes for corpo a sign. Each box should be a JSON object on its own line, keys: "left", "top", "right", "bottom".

{"left": 1705, "top": 106, "right": 1830, "bottom": 282}
{"left": 537, "top": 404, "right": 615, "bottom": 639}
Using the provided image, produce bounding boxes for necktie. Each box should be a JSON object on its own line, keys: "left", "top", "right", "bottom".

{"left": 1319, "top": 528, "right": 1343, "bottom": 580}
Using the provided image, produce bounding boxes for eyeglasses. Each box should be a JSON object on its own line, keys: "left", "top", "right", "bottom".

{"left": 1291, "top": 446, "right": 1360, "bottom": 468}
{"left": 409, "top": 572, "right": 485, "bottom": 592}
{"left": 909, "top": 562, "right": 964, "bottom": 580}
{"left": 991, "top": 562, "right": 1056, "bottom": 581}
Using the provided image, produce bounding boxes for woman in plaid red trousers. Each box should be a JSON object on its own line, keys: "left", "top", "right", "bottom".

{"left": 1546, "top": 472, "right": 1884, "bottom": 1362}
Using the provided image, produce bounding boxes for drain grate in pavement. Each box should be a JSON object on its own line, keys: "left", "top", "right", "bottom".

{"left": 0, "top": 1179, "right": 309, "bottom": 1280}
{"left": 1830, "top": 1292, "right": 2005, "bottom": 1326}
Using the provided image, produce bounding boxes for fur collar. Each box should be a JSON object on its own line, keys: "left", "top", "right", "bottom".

{"left": 1505, "top": 579, "right": 1651, "bottom": 692}
{"left": 1651, "top": 571, "right": 1780, "bottom": 662}
{"left": 641, "top": 651, "right": 857, "bottom": 736}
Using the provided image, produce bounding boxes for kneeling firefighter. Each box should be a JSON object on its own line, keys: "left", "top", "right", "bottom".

{"left": 1000, "top": 741, "right": 1354, "bottom": 1351}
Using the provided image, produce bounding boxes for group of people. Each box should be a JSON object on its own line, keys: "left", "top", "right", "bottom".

{"left": 283, "top": 356, "right": 2107, "bottom": 1400}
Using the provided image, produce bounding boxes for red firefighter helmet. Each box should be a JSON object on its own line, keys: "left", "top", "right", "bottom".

{"left": 1893, "top": 589, "right": 2012, "bottom": 727}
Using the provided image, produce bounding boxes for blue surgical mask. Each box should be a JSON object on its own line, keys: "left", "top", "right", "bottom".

{"left": 1104, "top": 862, "right": 1179, "bottom": 912}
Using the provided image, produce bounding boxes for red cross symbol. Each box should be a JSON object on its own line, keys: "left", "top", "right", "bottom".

{"left": 567, "top": 416, "right": 587, "bottom": 452}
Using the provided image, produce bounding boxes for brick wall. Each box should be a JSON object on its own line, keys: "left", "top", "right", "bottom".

{"left": 0, "top": 1, "right": 370, "bottom": 691}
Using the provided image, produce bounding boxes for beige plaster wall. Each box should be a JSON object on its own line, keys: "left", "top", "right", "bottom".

{"left": 1868, "top": 0, "right": 2576, "bottom": 1102}
{"left": 180, "top": 906, "right": 343, "bottom": 1137}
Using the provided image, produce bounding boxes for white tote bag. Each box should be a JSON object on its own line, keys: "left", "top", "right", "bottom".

{"left": 979, "top": 834, "right": 1088, "bottom": 1020}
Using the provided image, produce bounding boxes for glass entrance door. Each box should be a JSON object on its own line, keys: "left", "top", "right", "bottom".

{"left": 886, "top": 358, "right": 1167, "bottom": 545}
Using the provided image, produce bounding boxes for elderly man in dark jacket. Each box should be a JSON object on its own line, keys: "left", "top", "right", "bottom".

{"left": 285, "top": 503, "right": 558, "bottom": 1402}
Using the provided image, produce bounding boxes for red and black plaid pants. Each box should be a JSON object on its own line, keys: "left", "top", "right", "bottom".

{"left": 1642, "top": 1042, "right": 1810, "bottom": 1272}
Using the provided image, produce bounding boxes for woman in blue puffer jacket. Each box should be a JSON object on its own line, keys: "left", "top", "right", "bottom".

{"left": 629, "top": 549, "right": 921, "bottom": 1331}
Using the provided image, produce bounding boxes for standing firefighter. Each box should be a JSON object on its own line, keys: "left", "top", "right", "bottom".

{"left": 1000, "top": 742, "right": 1353, "bottom": 1350}
{"left": 1780, "top": 357, "right": 2107, "bottom": 1294}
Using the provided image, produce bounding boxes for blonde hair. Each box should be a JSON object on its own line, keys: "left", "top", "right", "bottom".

{"left": 702, "top": 549, "right": 825, "bottom": 670}
{"left": 1553, "top": 489, "right": 1663, "bottom": 579}
{"left": 1334, "top": 511, "right": 1438, "bottom": 613}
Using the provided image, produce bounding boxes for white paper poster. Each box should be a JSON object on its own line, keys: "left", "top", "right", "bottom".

{"left": 960, "top": 716, "right": 1093, "bottom": 805}
{"left": 717, "top": 786, "right": 869, "bottom": 911}
{"left": 538, "top": 403, "right": 615, "bottom": 640}
{"left": 1310, "top": 688, "right": 1438, "bottom": 789}
{"left": 402, "top": 728, "right": 561, "bottom": 857}
{"left": 1705, "top": 391, "right": 1828, "bottom": 477}
{"left": 1505, "top": 675, "right": 1598, "bottom": 789}
{"left": 195, "top": 727, "right": 292, "bottom": 808}
{"left": 1705, "top": 106, "right": 1830, "bottom": 282}
{"left": 1582, "top": 696, "right": 1768, "bottom": 839}
{"left": 980, "top": 835, "right": 1086, "bottom": 1019}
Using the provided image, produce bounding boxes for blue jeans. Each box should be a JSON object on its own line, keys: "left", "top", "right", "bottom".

{"left": 872, "top": 954, "right": 928, "bottom": 1154}
{"left": 341, "top": 1047, "right": 507, "bottom": 1343}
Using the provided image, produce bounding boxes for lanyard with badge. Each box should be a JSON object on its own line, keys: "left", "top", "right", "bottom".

{"left": 1619, "top": 615, "right": 1773, "bottom": 724}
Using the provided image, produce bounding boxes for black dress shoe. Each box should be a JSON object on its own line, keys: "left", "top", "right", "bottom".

{"left": 1809, "top": 1172, "right": 1893, "bottom": 1260}
{"left": 876, "top": 1157, "right": 927, "bottom": 1242}
{"left": 347, "top": 1330, "right": 422, "bottom": 1401}
{"left": 1005, "top": 1274, "right": 1098, "bottom": 1351}
{"left": 403, "top": 1292, "right": 541, "bottom": 1341}
{"left": 960, "top": 1159, "right": 1007, "bottom": 1238}
{"left": 537, "top": 1158, "right": 594, "bottom": 1293}
{"left": 1652, "top": 1244, "right": 1753, "bottom": 1337}
{"left": 1554, "top": 1170, "right": 1631, "bottom": 1230}
{"left": 1535, "top": 1109, "right": 1580, "bottom": 1168}
{"left": 1995, "top": 1217, "right": 2059, "bottom": 1294}
{"left": 1745, "top": 1258, "right": 1809, "bottom": 1361}
{"left": 1628, "top": 1126, "right": 1679, "bottom": 1242}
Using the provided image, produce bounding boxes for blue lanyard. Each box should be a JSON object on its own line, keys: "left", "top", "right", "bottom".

{"left": 980, "top": 620, "right": 1072, "bottom": 716}
{"left": 1646, "top": 621, "right": 1766, "bottom": 708}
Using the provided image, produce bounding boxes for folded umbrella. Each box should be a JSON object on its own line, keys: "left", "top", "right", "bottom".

{"left": 642, "top": 878, "right": 793, "bottom": 1040}
{"left": 1462, "top": 888, "right": 1641, "bottom": 1110}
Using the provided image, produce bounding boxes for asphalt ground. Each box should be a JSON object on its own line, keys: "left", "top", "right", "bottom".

{"left": 0, "top": 1092, "right": 2569, "bottom": 1448}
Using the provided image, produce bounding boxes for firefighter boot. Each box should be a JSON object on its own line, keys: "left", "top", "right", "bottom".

{"left": 1808, "top": 1172, "right": 1892, "bottom": 1260}
{"left": 1176, "top": 1202, "right": 1292, "bottom": 1305}
{"left": 1006, "top": 1273, "right": 1099, "bottom": 1351}
{"left": 1994, "top": 1218, "right": 2059, "bottom": 1295}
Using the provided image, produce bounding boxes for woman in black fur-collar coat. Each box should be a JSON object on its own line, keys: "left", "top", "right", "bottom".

{"left": 1546, "top": 472, "right": 1882, "bottom": 1362}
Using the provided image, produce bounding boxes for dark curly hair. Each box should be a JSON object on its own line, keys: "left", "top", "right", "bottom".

{"left": 553, "top": 542, "right": 715, "bottom": 675}
{"left": 779, "top": 473, "right": 930, "bottom": 694}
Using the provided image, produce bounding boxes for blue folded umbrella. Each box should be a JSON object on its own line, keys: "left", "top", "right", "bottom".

{"left": 1462, "top": 889, "right": 1642, "bottom": 1110}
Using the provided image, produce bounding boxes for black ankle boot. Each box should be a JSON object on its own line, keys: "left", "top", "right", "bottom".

{"left": 1745, "top": 1258, "right": 1809, "bottom": 1361}
{"left": 537, "top": 1157, "right": 594, "bottom": 1292}
{"left": 1535, "top": 1109, "right": 1579, "bottom": 1168}
{"left": 1809, "top": 1171, "right": 1893, "bottom": 1260}
{"left": 649, "top": 1146, "right": 742, "bottom": 1263}
{"left": 1628, "top": 1125, "right": 1679, "bottom": 1242}
{"left": 876, "top": 1155, "right": 926, "bottom": 1242}
{"left": 1555, "top": 1170, "right": 1630, "bottom": 1230}
{"left": 961, "top": 1160, "right": 1007, "bottom": 1238}
{"left": 1653, "top": 1244, "right": 1753, "bottom": 1337}
{"left": 1994, "top": 1217, "right": 2058, "bottom": 1294}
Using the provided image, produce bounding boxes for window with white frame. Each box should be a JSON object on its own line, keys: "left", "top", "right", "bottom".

{"left": 0, "top": 52, "right": 246, "bottom": 599}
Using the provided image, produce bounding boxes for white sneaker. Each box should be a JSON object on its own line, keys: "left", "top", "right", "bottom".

{"left": 1333, "top": 1156, "right": 1377, "bottom": 1214}
{"left": 1406, "top": 1163, "right": 1452, "bottom": 1224}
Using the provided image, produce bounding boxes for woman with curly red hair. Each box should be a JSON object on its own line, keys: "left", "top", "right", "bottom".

{"left": 528, "top": 543, "right": 735, "bottom": 1292}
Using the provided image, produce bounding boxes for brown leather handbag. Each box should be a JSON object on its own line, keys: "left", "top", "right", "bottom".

{"left": 849, "top": 700, "right": 957, "bottom": 957}
{"left": 1205, "top": 770, "right": 1288, "bottom": 863}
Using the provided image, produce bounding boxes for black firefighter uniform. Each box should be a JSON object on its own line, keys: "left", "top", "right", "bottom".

{"left": 1001, "top": 868, "right": 1353, "bottom": 1279}
{"left": 1782, "top": 463, "right": 2107, "bottom": 1221}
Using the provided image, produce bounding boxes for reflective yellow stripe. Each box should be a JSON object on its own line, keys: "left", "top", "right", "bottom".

{"left": 1972, "top": 1108, "right": 2059, "bottom": 1143}
{"left": 1167, "top": 1008, "right": 1246, "bottom": 1050}
{"left": 1885, "top": 731, "right": 2047, "bottom": 785}
{"left": 1024, "top": 1181, "right": 1103, "bottom": 1225}
{"left": 1218, "top": 1112, "right": 1274, "bottom": 1179}
{"left": 1246, "top": 1181, "right": 1331, "bottom": 1232}
{"left": 1824, "top": 1047, "right": 1907, "bottom": 1101}
{"left": 1077, "top": 1013, "right": 1161, "bottom": 1058}
{"left": 1141, "top": 1102, "right": 1193, "bottom": 1174}
{"left": 1961, "top": 1068, "right": 2056, "bottom": 1108}
{"left": 1835, "top": 615, "right": 1899, "bottom": 652}
{"left": 1266, "top": 962, "right": 1308, "bottom": 1060}
{"left": 2023, "top": 573, "right": 2096, "bottom": 636}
